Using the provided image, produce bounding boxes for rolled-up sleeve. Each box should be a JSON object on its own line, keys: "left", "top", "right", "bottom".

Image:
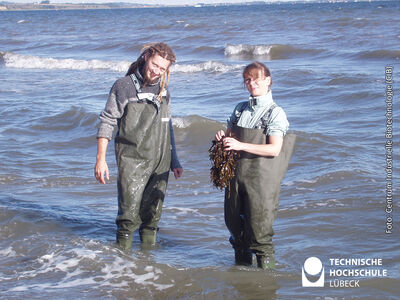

{"left": 266, "top": 106, "right": 289, "bottom": 136}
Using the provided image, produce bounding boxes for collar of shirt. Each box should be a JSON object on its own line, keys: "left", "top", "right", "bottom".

{"left": 249, "top": 91, "right": 273, "bottom": 110}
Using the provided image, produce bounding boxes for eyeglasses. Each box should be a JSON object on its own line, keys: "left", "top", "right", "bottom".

{"left": 244, "top": 77, "right": 267, "bottom": 85}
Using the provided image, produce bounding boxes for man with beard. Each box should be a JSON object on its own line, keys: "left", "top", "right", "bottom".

{"left": 95, "top": 43, "right": 183, "bottom": 250}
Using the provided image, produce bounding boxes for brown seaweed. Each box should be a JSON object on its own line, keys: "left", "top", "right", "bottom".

{"left": 208, "top": 136, "right": 239, "bottom": 193}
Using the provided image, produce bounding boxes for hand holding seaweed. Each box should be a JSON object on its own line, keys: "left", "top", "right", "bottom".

{"left": 209, "top": 135, "right": 239, "bottom": 192}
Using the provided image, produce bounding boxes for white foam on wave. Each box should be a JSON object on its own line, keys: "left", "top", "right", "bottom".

{"left": 7, "top": 241, "right": 174, "bottom": 292}
{"left": 2, "top": 52, "right": 242, "bottom": 74}
{"left": 279, "top": 198, "right": 346, "bottom": 213}
{"left": 284, "top": 178, "right": 319, "bottom": 186}
{"left": 172, "top": 116, "right": 193, "bottom": 129}
{"left": 3, "top": 52, "right": 130, "bottom": 72}
{"left": 0, "top": 246, "right": 17, "bottom": 257}
{"left": 172, "top": 61, "right": 243, "bottom": 73}
{"left": 225, "top": 44, "right": 273, "bottom": 56}
{"left": 165, "top": 206, "right": 200, "bottom": 215}
{"left": 172, "top": 115, "right": 222, "bottom": 130}
{"left": 97, "top": 251, "right": 173, "bottom": 291}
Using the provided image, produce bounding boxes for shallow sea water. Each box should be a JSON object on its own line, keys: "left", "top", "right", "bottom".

{"left": 0, "top": 1, "right": 399, "bottom": 299}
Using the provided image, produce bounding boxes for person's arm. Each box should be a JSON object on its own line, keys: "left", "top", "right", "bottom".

{"left": 169, "top": 119, "right": 183, "bottom": 179}
{"left": 94, "top": 137, "right": 110, "bottom": 184}
{"left": 222, "top": 135, "right": 283, "bottom": 157}
{"left": 95, "top": 79, "right": 128, "bottom": 184}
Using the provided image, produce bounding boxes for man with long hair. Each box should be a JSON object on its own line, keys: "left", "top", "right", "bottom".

{"left": 95, "top": 43, "right": 183, "bottom": 250}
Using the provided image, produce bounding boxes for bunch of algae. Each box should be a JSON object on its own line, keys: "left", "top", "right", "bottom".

{"left": 209, "top": 136, "right": 239, "bottom": 192}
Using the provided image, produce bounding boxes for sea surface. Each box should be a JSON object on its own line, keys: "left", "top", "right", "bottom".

{"left": 0, "top": 1, "right": 399, "bottom": 299}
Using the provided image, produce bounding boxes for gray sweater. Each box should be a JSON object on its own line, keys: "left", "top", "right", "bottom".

{"left": 97, "top": 70, "right": 182, "bottom": 170}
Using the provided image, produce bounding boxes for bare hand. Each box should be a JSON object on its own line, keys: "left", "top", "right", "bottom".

{"left": 94, "top": 160, "right": 109, "bottom": 184}
{"left": 172, "top": 168, "right": 183, "bottom": 179}
{"left": 223, "top": 137, "right": 242, "bottom": 151}
{"left": 215, "top": 130, "right": 225, "bottom": 141}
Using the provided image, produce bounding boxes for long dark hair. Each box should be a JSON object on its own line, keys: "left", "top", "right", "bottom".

{"left": 126, "top": 43, "right": 176, "bottom": 98}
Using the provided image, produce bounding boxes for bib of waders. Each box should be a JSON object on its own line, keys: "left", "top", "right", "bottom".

{"left": 114, "top": 73, "right": 171, "bottom": 237}
{"left": 225, "top": 107, "right": 296, "bottom": 255}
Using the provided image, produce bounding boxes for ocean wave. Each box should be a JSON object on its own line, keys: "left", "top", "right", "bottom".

{"left": 173, "top": 61, "right": 243, "bottom": 73}
{"left": 20, "top": 108, "right": 223, "bottom": 147}
{"left": 1, "top": 51, "right": 131, "bottom": 72}
{"left": 1, "top": 51, "right": 241, "bottom": 74}
{"left": 172, "top": 115, "right": 222, "bottom": 130}
{"left": 224, "top": 43, "right": 322, "bottom": 60}
{"left": 5, "top": 238, "right": 174, "bottom": 293}
{"left": 172, "top": 115, "right": 224, "bottom": 146}
{"left": 327, "top": 76, "right": 364, "bottom": 86}
{"left": 191, "top": 45, "right": 222, "bottom": 54}
{"left": 356, "top": 49, "right": 400, "bottom": 60}
{"left": 30, "top": 106, "right": 98, "bottom": 132}
{"left": 0, "top": 52, "right": 5, "bottom": 65}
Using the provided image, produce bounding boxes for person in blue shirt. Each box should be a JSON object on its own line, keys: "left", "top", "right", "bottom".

{"left": 215, "top": 61, "right": 295, "bottom": 269}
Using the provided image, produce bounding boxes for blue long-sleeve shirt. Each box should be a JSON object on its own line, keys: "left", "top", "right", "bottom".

{"left": 227, "top": 91, "right": 289, "bottom": 136}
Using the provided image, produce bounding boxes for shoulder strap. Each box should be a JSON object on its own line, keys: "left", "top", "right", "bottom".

{"left": 130, "top": 73, "right": 142, "bottom": 93}
{"left": 232, "top": 101, "right": 248, "bottom": 125}
{"left": 130, "top": 73, "right": 167, "bottom": 99}
{"left": 260, "top": 103, "right": 278, "bottom": 129}
{"left": 129, "top": 73, "right": 164, "bottom": 112}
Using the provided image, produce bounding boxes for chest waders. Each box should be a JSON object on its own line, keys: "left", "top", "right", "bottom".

{"left": 115, "top": 74, "right": 171, "bottom": 250}
{"left": 225, "top": 124, "right": 295, "bottom": 268}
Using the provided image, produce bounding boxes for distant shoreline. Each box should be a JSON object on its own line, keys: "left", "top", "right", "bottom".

{"left": 0, "top": 1, "right": 247, "bottom": 11}
{"left": 0, "top": 2, "right": 170, "bottom": 11}
{"left": 0, "top": 0, "right": 389, "bottom": 12}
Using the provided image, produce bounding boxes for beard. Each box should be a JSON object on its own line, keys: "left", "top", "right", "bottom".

{"left": 141, "top": 64, "right": 161, "bottom": 86}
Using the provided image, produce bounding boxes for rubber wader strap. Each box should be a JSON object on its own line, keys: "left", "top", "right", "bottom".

{"left": 233, "top": 102, "right": 277, "bottom": 128}
{"left": 130, "top": 73, "right": 161, "bottom": 112}
{"left": 260, "top": 103, "right": 277, "bottom": 129}
{"left": 130, "top": 73, "right": 142, "bottom": 93}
